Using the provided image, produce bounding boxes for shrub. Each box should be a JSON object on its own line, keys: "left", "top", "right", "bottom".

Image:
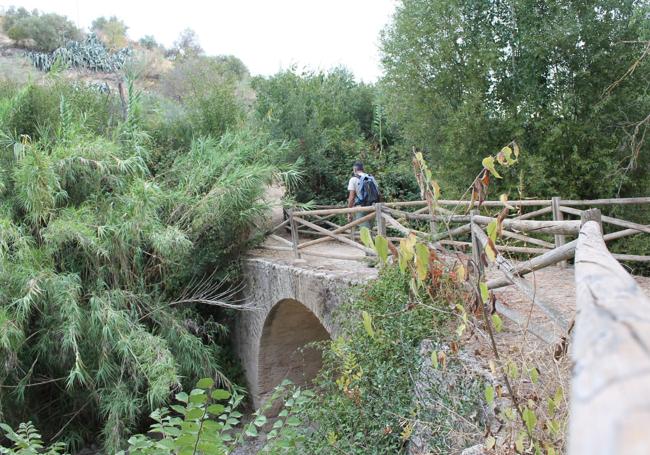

{"left": 252, "top": 68, "right": 378, "bottom": 203}
{"left": 0, "top": 80, "right": 291, "bottom": 452}
{"left": 298, "top": 265, "right": 482, "bottom": 454}
{"left": 3, "top": 8, "right": 81, "bottom": 52}
{"left": 91, "top": 16, "right": 129, "bottom": 50}
{"left": 157, "top": 56, "right": 248, "bottom": 140}
{"left": 0, "top": 379, "right": 313, "bottom": 454}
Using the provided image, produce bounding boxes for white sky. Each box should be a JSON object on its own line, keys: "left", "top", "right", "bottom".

{"left": 5, "top": 0, "right": 397, "bottom": 82}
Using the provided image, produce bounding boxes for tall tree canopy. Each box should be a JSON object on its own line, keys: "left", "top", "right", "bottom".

{"left": 381, "top": 0, "right": 650, "bottom": 198}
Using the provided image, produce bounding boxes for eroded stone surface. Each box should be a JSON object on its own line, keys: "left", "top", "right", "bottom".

{"left": 235, "top": 257, "right": 376, "bottom": 407}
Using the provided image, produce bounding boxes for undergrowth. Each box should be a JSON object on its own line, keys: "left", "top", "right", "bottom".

{"left": 300, "top": 265, "right": 483, "bottom": 454}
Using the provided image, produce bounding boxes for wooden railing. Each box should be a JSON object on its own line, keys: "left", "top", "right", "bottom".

{"left": 262, "top": 196, "right": 650, "bottom": 344}
{"left": 569, "top": 209, "right": 650, "bottom": 454}
{"left": 263, "top": 200, "right": 650, "bottom": 452}
{"left": 263, "top": 196, "right": 650, "bottom": 262}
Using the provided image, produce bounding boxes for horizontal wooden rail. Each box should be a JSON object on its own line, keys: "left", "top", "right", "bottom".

{"left": 471, "top": 222, "right": 570, "bottom": 333}
{"left": 569, "top": 209, "right": 650, "bottom": 454}
{"left": 472, "top": 215, "right": 580, "bottom": 235}
{"left": 560, "top": 205, "right": 650, "bottom": 235}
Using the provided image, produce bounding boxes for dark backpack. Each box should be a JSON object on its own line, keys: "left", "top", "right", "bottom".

{"left": 358, "top": 175, "right": 380, "bottom": 206}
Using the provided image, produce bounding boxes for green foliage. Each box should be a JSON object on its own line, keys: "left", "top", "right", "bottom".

{"left": 0, "top": 422, "right": 66, "bottom": 454}
{"left": 0, "top": 79, "right": 119, "bottom": 141}
{"left": 91, "top": 16, "right": 129, "bottom": 50}
{"left": 153, "top": 55, "right": 249, "bottom": 148}
{"left": 381, "top": 0, "right": 650, "bottom": 199}
{"left": 252, "top": 67, "right": 414, "bottom": 203}
{"left": 2, "top": 7, "right": 81, "bottom": 52}
{"left": 1, "top": 379, "right": 313, "bottom": 454}
{"left": 297, "top": 265, "right": 481, "bottom": 454}
{"left": 0, "top": 79, "right": 286, "bottom": 452}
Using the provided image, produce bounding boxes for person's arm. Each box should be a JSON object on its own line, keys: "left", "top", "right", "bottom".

{"left": 347, "top": 190, "right": 356, "bottom": 221}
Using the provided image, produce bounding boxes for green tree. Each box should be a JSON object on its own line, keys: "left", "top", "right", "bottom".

{"left": 154, "top": 55, "right": 249, "bottom": 149}
{"left": 91, "top": 16, "right": 129, "bottom": 49}
{"left": 138, "top": 34, "right": 159, "bottom": 50}
{"left": 169, "top": 28, "right": 204, "bottom": 60}
{"left": 3, "top": 8, "right": 80, "bottom": 51}
{"left": 381, "top": 0, "right": 650, "bottom": 199}
{"left": 252, "top": 67, "right": 378, "bottom": 203}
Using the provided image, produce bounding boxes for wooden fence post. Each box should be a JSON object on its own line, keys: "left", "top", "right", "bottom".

{"left": 551, "top": 196, "right": 567, "bottom": 268}
{"left": 580, "top": 207, "right": 602, "bottom": 229}
{"left": 375, "top": 203, "right": 386, "bottom": 237}
{"left": 470, "top": 210, "right": 482, "bottom": 276}
{"left": 288, "top": 209, "right": 301, "bottom": 259}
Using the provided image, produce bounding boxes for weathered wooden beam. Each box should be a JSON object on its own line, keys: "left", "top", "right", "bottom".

{"left": 487, "top": 239, "right": 578, "bottom": 289}
{"left": 488, "top": 216, "right": 650, "bottom": 288}
{"left": 297, "top": 212, "right": 376, "bottom": 249}
{"left": 293, "top": 216, "right": 376, "bottom": 255}
{"left": 269, "top": 234, "right": 292, "bottom": 246}
{"left": 432, "top": 223, "right": 472, "bottom": 241}
{"left": 603, "top": 227, "right": 648, "bottom": 242}
{"left": 611, "top": 253, "right": 650, "bottom": 262}
{"left": 569, "top": 211, "right": 650, "bottom": 454}
{"left": 552, "top": 197, "right": 567, "bottom": 268}
{"left": 472, "top": 215, "right": 580, "bottom": 235}
{"left": 500, "top": 230, "right": 555, "bottom": 248}
{"left": 375, "top": 203, "right": 387, "bottom": 237}
{"left": 494, "top": 300, "right": 563, "bottom": 346}
{"left": 445, "top": 238, "right": 551, "bottom": 255}
{"left": 472, "top": 223, "right": 569, "bottom": 332}
{"left": 562, "top": 196, "right": 650, "bottom": 206}
{"left": 288, "top": 209, "right": 300, "bottom": 259}
{"left": 560, "top": 205, "right": 650, "bottom": 235}
{"left": 382, "top": 212, "right": 413, "bottom": 237}
{"left": 511, "top": 206, "right": 553, "bottom": 221}
{"left": 435, "top": 199, "right": 553, "bottom": 207}
{"left": 293, "top": 205, "right": 375, "bottom": 216}
{"left": 268, "top": 218, "right": 290, "bottom": 234}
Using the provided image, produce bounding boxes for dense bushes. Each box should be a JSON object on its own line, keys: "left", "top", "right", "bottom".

{"left": 252, "top": 68, "right": 371, "bottom": 203}
{"left": 150, "top": 56, "right": 250, "bottom": 152}
{"left": 0, "top": 79, "right": 120, "bottom": 140}
{"left": 2, "top": 7, "right": 81, "bottom": 52}
{"left": 0, "top": 78, "right": 290, "bottom": 452}
{"left": 297, "top": 265, "right": 482, "bottom": 454}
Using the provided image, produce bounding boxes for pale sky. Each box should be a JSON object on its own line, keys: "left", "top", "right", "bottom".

{"left": 5, "top": 0, "right": 397, "bottom": 81}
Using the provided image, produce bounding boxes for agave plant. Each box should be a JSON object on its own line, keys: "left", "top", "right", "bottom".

{"left": 26, "top": 33, "right": 132, "bottom": 73}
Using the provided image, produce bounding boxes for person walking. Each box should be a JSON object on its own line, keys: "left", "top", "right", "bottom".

{"left": 346, "top": 161, "right": 380, "bottom": 226}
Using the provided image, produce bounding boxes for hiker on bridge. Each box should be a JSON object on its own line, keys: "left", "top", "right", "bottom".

{"left": 347, "top": 161, "right": 380, "bottom": 227}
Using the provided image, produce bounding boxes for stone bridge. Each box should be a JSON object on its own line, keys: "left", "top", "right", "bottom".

{"left": 234, "top": 255, "right": 377, "bottom": 407}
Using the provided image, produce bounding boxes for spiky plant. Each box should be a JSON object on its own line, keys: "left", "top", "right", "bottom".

{"left": 0, "top": 81, "right": 290, "bottom": 452}
{"left": 26, "top": 33, "right": 132, "bottom": 73}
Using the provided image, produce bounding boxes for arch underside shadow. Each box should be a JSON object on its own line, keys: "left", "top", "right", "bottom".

{"left": 258, "top": 299, "right": 330, "bottom": 401}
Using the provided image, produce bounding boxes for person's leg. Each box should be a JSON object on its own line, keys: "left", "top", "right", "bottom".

{"left": 354, "top": 211, "right": 374, "bottom": 230}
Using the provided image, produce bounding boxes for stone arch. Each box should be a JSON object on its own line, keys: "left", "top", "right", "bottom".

{"left": 257, "top": 298, "right": 331, "bottom": 401}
